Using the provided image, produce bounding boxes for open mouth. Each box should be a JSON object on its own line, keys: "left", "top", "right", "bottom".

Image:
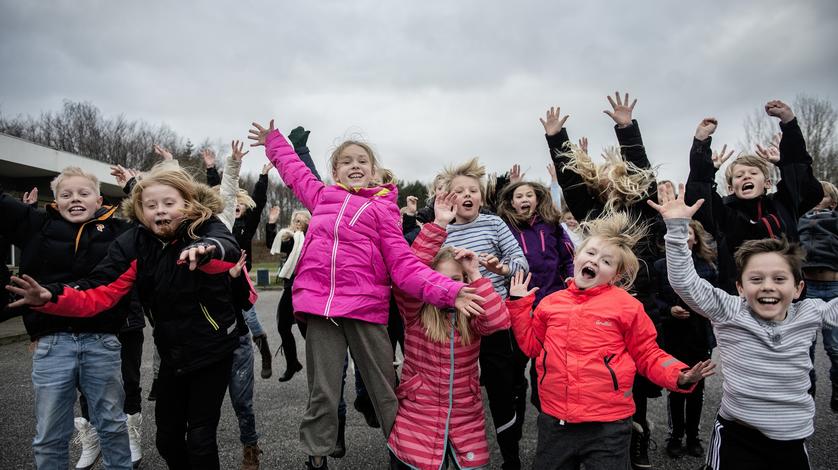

{"left": 155, "top": 219, "right": 172, "bottom": 227}
{"left": 348, "top": 171, "right": 365, "bottom": 180}
{"left": 462, "top": 200, "right": 474, "bottom": 209}
{"left": 581, "top": 266, "right": 596, "bottom": 279}
{"left": 520, "top": 202, "right": 532, "bottom": 211}
{"left": 757, "top": 297, "right": 780, "bottom": 305}
{"left": 742, "top": 182, "right": 755, "bottom": 192}
{"left": 68, "top": 206, "right": 87, "bottom": 216}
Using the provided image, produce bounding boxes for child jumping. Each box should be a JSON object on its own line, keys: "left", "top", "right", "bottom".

{"left": 651, "top": 183, "right": 838, "bottom": 470}
{"left": 388, "top": 192, "right": 510, "bottom": 470}
{"left": 248, "top": 119, "right": 482, "bottom": 470}
{"left": 506, "top": 212, "right": 713, "bottom": 470}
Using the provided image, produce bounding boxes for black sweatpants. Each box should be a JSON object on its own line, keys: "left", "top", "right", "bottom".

{"left": 480, "top": 328, "right": 528, "bottom": 470}
{"left": 80, "top": 329, "right": 144, "bottom": 417}
{"left": 155, "top": 354, "right": 233, "bottom": 470}
{"left": 276, "top": 277, "right": 300, "bottom": 367}
{"left": 705, "top": 415, "right": 810, "bottom": 470}
{"left": 534, "top": 413, "right": 632, "bottom": 470}
{"left": 667, "top": 378, "right": 705, "bottom": 440}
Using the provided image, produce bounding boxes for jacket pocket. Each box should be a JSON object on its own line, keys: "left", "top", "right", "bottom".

{"left": 603, "top": 354, "right": 619, "bottom": 391}
{"left": 396, "top": 374, "right": 423, "bottom": 402}
{"left": 199, "top": 303, "right": 220, "bottom": 331}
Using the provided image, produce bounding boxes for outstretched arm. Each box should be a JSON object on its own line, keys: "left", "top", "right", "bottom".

{"left": 604, "top": 91, "right": 650, "bottom": 169}
{"left": 506, "top": 271, "right": 544, "bottom": 357}
{"left": 541, "top": 105, "right": 596, "bottom": 221}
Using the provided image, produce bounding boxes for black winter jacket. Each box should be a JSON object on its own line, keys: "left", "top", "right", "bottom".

{"left": 798, "top": 209, "right": 838, "bottom": 272}
{"left": 38, "top": 216, "right": 242, "bottom": 375}
{"left": 0, "top": 194, "right": 132, "bottom": 339}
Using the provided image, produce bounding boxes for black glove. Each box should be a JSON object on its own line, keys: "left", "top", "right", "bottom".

{"left": 288, "top": 126, "right": 311, "bottom": 150}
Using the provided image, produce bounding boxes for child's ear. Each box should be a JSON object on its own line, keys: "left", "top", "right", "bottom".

{"left": 727, "top": 184, "right": 734, "bottom": 194}
{"left": 96, "top": 195, "right": 104, "bottom": 208}
{"left": 794, "top": 280, "right": 805, "bottom": 300}
{"left": 736, "top": 281, "right": 745, "bottom": 297}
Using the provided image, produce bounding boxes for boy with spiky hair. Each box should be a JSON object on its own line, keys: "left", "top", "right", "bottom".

{"left": 685, "top": 100, "right": 823, "bottom": 292}
{"left": 651, "top": 184, "right": 838, "bottom": 470}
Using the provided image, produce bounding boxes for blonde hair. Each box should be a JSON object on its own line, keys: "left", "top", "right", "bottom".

{"left": 577, "top": 212, "right": 648, "bottom": 289}
{"left": 376, "top": 168, "right": 396, "bottom": 185}
{"left": 329, "top": 140, "right": 379, "bottom": 174}
{"left": 443, "top": 157, "right": 486, "bottom": 201}
{"left": 821, "top": 181, "right": 838, "bottom": 206}
{"left": 420, "top": 247, "right": 475, "bottom": 346}
{"left": 123, "top": 163, "right": 223, "bottom": 239}
{"left": 689, "top": 220, "right": 717, "bottom": 268}
{"left": 287, "top": 209, "right": 312, "bottom": 233}
{"left": 724, "top": 155, "right": 771, "bottom": 188}
{"left": 236, "top": 188, "right": 256, "bottom": 210}
{"left": 50, "top": 166, "right": 100, "bottom": 197}
{"left": 427, "top": 172, "right": 451, "bottom": 205}
{"left": 560, "top": 145, "right": 656, "bottom": 213}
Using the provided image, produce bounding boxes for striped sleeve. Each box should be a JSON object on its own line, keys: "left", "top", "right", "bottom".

{"left": 470, "top": 278, "right": 510, "bottom": 336}
{"left": 664, "top": 218, "right": 739, "bottom": 323}
{"left": 494, "top": 217, "right": 528, "bottom": 275}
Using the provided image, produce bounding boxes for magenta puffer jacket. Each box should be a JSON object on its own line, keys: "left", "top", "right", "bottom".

{"left": 264, "top": 130, "right": 464, "bottom": 324}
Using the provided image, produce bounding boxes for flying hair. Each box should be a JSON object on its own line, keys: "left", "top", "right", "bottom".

{"left": 577, "top": 211, "right": 649, "bottom": 289}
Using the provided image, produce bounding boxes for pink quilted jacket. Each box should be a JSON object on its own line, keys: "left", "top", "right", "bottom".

{"left": 264, "top": 130, "right": 464, "bottom": 324}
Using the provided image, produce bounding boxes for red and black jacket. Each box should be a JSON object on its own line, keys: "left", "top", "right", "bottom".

{"left": 0, "top": 192, "right": 131, "bottom": 339}
{"left": 37, "top": 216, "right": 242, "bottom": 375}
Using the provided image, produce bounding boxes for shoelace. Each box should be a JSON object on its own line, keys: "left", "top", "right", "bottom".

{"left": 73, "top": 427, "right": 95, "bottom": 446}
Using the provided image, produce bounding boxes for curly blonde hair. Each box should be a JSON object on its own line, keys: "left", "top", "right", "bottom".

{"left": 577, "top": 212, "right": 649, "bottom": 289}
{"left": 560, "top": 145, "right": 657, "bottom": 213}
{"left": 123, "top": 163, "right": 223, "bottom": 240}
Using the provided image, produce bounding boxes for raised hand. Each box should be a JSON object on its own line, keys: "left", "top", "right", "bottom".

{"left": 647, "top": 183, "right": 705, "bottom": 220}
{"left": 22, "top": 187, "right": 39, "bottom": 205}
{"left": 231, "top": 140, "right": 249, "bottom": 161}
{"left": 228, "top": 250, "right": 248, "bottom": 278}
{"left": 453, "top": 248, "right": 482, "bottom": 280}
{"left": 177, "top": 242, "right": 217, "bottom": 271}
{"left": 509, "top": 270, "right": 539, "bottom": 298}
{"left": 509, "top": 164, "right": 524, "bottom": 184}
{"left": 153, "top": 144, "right": 174, "bottom": 161}
{"left": 287, "top": 126, "right": 310, "bottom": 149}
{"left": 261, "top": 162, "right": 273, "bottom": 175}
{"left": 454, "top": 287, "right": 485, "bottom": 319}
{"left": 433, "top": 192, "right": 458, "bottom": 228}
{"left": 578, "top": 137, "right": 589, "bottom": 154}
{"left": 694, "top": 117, "right": 718, "bottom": 141}
{"left": 711, "top": 144, "right": 735, "bottom": 169}
{"left": 268, "top": 206, "right": 280, "bottom": 224}
{"left": 677, "top": 359, "right": 716, "bottom": 387}
{"left": 604, "top": 91, "right": 637, "bottom": 128}
{"left": 755, "top": 142, "right": 780, "bottom": 164}
{"left": 248, "top": 120, "right": 275, "bottom": 147}
{"left": 202, "top": 148, "right": 216, "bottom": 169}
{"left": 404, "top": 195, "right": 418, "bottom": 216}
{"left": 479, "top": 253, "right": 508, "bottom": 276}
{"left": 539, "top": 106, "right": 569, "bottom": 136}
{"left": 546, "top": 162, "right": 557, "bottom": 184}
{"left": 6, "top": 274, "right": 51, "bottom": 308}
{"left": 110, "top": 165, "right": 139, "bottom": 186}
{"left": 671, "top": 305, "right": 690, "bottom": 320}
{"left": 765, "top": 100, "right": 794, "bottom": 123}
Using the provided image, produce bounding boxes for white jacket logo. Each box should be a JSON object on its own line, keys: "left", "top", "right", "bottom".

{"left": 595, "top": 320, "right": 613, "bottom": 327}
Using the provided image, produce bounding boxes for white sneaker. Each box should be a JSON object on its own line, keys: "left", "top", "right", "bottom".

{"left": 126, "top": 413, "right": 143, "bottom": 469}
{"left": 73, "top": 417, "right": 101, "bottom": 470}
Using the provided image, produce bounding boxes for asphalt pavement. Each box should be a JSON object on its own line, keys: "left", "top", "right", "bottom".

{"left": 0, "top": 289, "right": 835, "bottom": 469}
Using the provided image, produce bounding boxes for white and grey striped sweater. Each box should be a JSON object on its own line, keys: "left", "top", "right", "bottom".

{"left": 665, "top": 218, "right": 838, "bottom": 440}
{"left": 444, "top": 213, "right": 529, "bottom": 298}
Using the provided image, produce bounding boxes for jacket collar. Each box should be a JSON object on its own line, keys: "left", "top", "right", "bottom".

{"left": 565, "top": 278, "right": 614, "bottom": 298}
{"left": 336, "top": 182, "right": 397, "bottom": 202}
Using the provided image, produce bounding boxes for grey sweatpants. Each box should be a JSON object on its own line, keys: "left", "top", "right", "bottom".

{"left": 300, "top": 314, "right": 397, "bottom": 457}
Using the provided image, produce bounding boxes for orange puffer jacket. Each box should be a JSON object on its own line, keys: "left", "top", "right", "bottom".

{"left": 507, "top": 281, "right": 693, "bottom": 423}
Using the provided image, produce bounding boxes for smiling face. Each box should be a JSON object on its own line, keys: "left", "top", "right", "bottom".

{"left": 573, "top": 236, "right": 621, "bottom": 289}
{"left": 561, "top": 211, "right": 579, "bottom": 231}
{"left": 141, "top": 183, "right": 187, "bottom": 238}
{"left": 728, "top": 163, "right": 770, "bottom": 200}
{"left": 332, "top": 144, "right": 374, "bottom": 189}
{"left": 55, "top": 175, "right": 103, "bottom": 223}
{"left": 737, "top": 252, "right": 804, "bottom": 322}
{"left": 450, "top": 175, "right": 483, "bottom": 224}
{"left": 511, "top": 184, "right": 537, "bottom": 217}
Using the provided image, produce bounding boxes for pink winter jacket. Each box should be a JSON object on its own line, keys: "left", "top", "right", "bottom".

{"left": 388, "top": 223, "right": 510, "bottom": 470}
{"left": 264, "top": 130, "right": 464, "bottom": 324}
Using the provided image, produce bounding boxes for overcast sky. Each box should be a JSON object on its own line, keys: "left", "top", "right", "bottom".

{"left": 1, "top": 0, "right": 837, "bottom": 188}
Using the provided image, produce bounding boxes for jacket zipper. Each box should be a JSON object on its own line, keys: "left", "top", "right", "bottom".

{"left": 517, "top": 229, "right": 529, "bottom": 255}
{"left": 348, "top": 201, "right": 373, "bottom": 227}
{"left": 441, "top": 310, "right": 456, "bottom": 461}
{"left": 199, "top": 303, "right": 220, "bottom": 331}
{"left": 603, "top": 354, "right": 618, "bottom": 391}
{"left": 324, "top": 195, "right": 353, "bottom": 318}
{"left": 539, "top": 230, "right": 546, "bottom": 252}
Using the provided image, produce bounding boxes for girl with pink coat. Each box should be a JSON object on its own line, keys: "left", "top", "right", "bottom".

{"left": 388, "top": 194, "right": 511, "bottom": 470}
{"left": 248, "top": 120, "right": 484, "bottom": 470}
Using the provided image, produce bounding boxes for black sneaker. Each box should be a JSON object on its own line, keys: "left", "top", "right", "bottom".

{"left": 353, "top": 394, "right": 380, "bottom": 428}
{"left": 630, "top": 423, "right": 651, "bottom": 469}
{"left": 665, "top": 437, "right": 683, "bottom": 459}
{"left": 685, "top": 437, "right": 705, "bottom": 458}
{"left": 147, "top": 379, "right": 158, "bottom": 401}
{"left": 831, "top": 384, "right": 838, "bottom": 413}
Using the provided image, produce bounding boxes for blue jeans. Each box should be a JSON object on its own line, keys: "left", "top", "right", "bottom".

{"left": 806, "top": 280, "right": 838, "bottom": 384}
{"left": 243, "top": 306, "right": 265, "bottom": 337}
{"left": 229, "top": 334, "right": 258, "bottom": 444}
{"left": 32, "top": 333, "right": 131, "bottom": 470}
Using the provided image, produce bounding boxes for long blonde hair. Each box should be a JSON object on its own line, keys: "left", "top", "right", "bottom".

{"left": 577, "top": 212, "right": 648, "bottom": 289}
{"left": 123, "top": 163, "right": 223, "bottom": 239}
{"left": 560, "top": 145, "right": 657, "bottom": 213}
{"left": 420, "top": 247, "right": 475, "bottom": 346}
